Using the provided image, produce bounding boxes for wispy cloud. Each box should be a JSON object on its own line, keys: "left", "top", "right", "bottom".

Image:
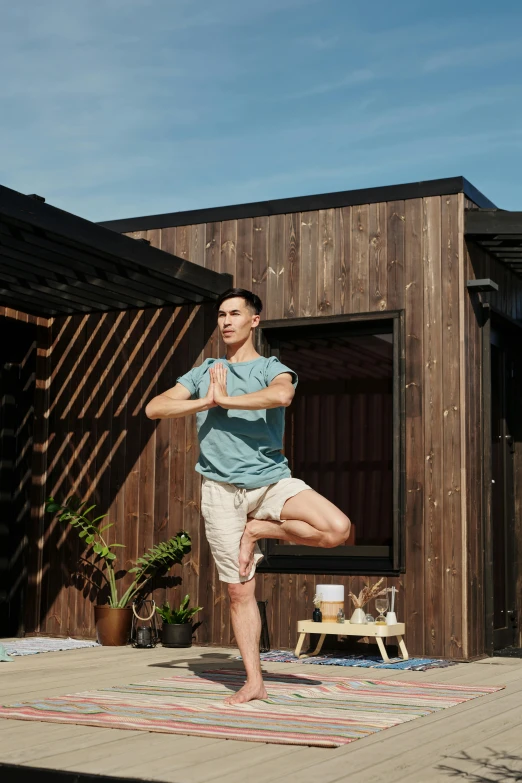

{"left": 424, "top": 38, "right": 522, "bottom": 72}
{"left": 291, "top": 69, "right": 374, "bottom": 98}
{"left": 296, "top": 34, "right": 339, "bottom": 51}
{"left": 2, "top": 0, "right": 522, "bottom": 219}
{"left": 162, "top": 127, "right": 522, "bottom": 211}
{"left": 79, "top": 87, "right": 520, "bottom": 219}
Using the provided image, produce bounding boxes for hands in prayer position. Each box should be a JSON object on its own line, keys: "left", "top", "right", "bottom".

{"left": 204, "top": 363, "right": 228, "bottom": 409}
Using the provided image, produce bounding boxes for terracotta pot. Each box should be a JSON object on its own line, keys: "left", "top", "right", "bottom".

{"left": 94, "top": 606, "right": 132, "bottom": 646}
{"left": 161, "top": 622, "right": 193, "bottom": 648}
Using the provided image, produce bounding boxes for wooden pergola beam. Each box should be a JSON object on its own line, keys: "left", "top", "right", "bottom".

{"left": 0, "top": 184, "right": 232, "bottom": 315}
{"left": 465, "top": 209, "right": 522, "bottom": 278}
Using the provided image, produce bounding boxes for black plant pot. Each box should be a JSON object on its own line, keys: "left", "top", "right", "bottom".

{"left": 161, "top": 622, "right": 193, "bottom": 648}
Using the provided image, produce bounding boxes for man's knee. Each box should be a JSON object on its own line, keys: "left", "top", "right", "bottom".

{"left": 323, "top": 514, "right": 351, "bottom": 548}
{"left": 228, "top": 579, "right": 255, "bottom": 604}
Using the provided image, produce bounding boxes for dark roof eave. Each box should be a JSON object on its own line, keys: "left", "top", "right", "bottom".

{"left": 98, "top": 176, "right": 496, "bottom": 233}
{"left": 465, "top": 209, "right": 522, "bottom": 236}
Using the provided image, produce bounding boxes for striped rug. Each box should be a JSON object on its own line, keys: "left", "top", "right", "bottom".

{"left": 2, "top": 637, "right": 99, "bottom": 657}
{"left": 0, "top": 670, "right": 503, "bottom": 748}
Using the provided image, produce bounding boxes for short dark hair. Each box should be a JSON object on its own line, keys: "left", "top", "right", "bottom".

{"left": 215, "top": 288, "right": 263, "bottom": 316}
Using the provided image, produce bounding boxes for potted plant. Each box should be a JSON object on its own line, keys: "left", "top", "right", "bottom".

{"left": 45, "top": 496, "right": 192, "bottom": 646}
{"left": 156, "top": 595, "right": 202, "bottom": 648}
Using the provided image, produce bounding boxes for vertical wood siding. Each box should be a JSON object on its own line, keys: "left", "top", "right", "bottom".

{"left": 149, "top": 197, "right": 461, "bottom": 657}
{"left": 19, "top": 196, "right": 520, "bottom": 659}
{"left": 463, "top": 237, "right": 522, "bottom": 655}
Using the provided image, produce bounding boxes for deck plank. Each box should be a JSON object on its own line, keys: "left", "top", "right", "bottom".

{"left": 8, "top": 728, "right": 144, "bottom": 765}
{"left": 364, "top": 700, "right": 522, "bottom": 783}
{"left": 21, "top": 734, "right": 222, "bottom": 772}
{"left": 0, "top": 645, "right": 520, "bottom": 782}
{"left": 435, "top": 723, "right": 522, "bottom": 782}
{"left": 134, "top": 742, "right": 305, "bottom": 783}
{"left": 81, "top": 738, "right": 296, "bottom": 780}
{"left": 0, "top": 721, "right": 110, "bottom": 742}
{"left": 241, "top": 687, "right": 522, "bottom": 783}
{"left": 62, "top": 736, "right": 228, "bottom": 777}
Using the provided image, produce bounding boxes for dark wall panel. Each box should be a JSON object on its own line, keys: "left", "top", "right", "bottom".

{"left": 464, "top": 239, "right": 522, "bottom": 655}
{"left": 0, "top": 311, "right": 37, "bottom": 636}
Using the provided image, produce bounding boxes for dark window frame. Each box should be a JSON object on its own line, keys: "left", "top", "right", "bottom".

{"left": 255, "top": 310, "right": 406, "bottom": 576}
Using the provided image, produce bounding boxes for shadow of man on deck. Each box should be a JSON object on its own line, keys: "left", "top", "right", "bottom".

{"left": 147, "top": 651, "right": 322, "bottom": 690}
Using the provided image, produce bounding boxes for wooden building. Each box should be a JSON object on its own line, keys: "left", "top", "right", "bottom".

{"left": 1, "top": 176, "right": 521, "bottom": 660}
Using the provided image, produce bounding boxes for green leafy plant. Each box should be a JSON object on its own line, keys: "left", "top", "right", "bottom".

{"left": 155, "top": 595, "right": 203, "bottom": 625}
{"left": 45, "top": 496, "right": 191, "bottom": 608}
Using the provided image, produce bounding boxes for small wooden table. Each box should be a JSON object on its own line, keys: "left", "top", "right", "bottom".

{"left": 295, "top": 620, "right": 409, "bottom": 663}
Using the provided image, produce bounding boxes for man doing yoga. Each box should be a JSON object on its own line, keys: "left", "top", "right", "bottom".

{"left": 146, "top": 288, "right": 351, "bottom": 704}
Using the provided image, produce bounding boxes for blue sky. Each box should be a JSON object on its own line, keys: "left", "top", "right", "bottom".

{"left": 1, "top": 0, "right": 522, "bottom": 221}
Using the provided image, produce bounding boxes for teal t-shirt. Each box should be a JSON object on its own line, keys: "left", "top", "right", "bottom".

{"left": 176, "top": 356, "right": 297, "bottom": 489}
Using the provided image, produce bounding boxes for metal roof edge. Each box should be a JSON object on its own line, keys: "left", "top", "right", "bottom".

{"left": 98, "top": 176, "right": 497, "bottom": 232}
{"left": 461, "top": 177, "right": 497, "bottom": 210}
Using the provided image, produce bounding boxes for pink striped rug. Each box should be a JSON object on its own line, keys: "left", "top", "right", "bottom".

{"left": 0, "top": 670, "right": 503, "bottom": 748}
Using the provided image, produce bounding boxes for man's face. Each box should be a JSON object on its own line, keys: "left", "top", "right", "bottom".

{"left": 217, "top": 297, "right": 260, "bottom": 346}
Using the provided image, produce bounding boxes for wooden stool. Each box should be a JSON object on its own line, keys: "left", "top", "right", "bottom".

{"left": 295, "top": 620, "right": 409, "bottom": 663}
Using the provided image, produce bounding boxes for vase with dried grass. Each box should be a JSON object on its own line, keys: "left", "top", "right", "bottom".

{"left": 347, "top": 578, "right": 397, "bottom": 624}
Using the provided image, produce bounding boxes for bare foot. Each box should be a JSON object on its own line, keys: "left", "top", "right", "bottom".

{"left": 238, "top": 525, "right": 256, "bottom": 578}
{"left": 223, "top": 681, "right": 268, "bottom": 706}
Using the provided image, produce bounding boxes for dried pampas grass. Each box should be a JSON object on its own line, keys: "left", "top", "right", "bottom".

{"left": 347, "top": 578, "right": 397, "bottom": 609}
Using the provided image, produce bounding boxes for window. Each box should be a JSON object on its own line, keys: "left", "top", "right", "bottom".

{"left": 256, "top": 313, "right": 405, "bottom": 575}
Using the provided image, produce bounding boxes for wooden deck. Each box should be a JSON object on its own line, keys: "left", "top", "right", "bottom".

{"left": 0, "top": 644, "right": 521, "bottom": 782}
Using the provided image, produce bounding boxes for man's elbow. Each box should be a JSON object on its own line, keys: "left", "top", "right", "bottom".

{"left": 278, "top": 390, "right": 294, "bottom": 408}
{"left": 145, "top": 399, "right": 159, "bottom": 419}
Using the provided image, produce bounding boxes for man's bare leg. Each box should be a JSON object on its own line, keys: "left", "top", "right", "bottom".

{"left": 239, "top": 489, "right": 351, "bottom": 577}
{"left": 224, "top": 576, "right": 268, "bottom": 705}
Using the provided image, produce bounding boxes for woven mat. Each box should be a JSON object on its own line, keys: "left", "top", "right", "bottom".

{"left": 2, "top": 637, "right": 99, "bottom": 657}
{"left": 0, "top": 669, "right": 502, "bottom": 748}
{"left": 253, "top": 650, "right": 458, "bottom": 671}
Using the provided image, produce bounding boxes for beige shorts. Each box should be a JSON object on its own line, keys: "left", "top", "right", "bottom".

{"left": 201, "top": 476, "right": 312, "bottom": 583}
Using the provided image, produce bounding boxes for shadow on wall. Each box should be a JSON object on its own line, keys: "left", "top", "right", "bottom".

{"left": 29, "top": 301, "right": 217, "bottom": 637}
{"left": 0, "top": 317, "right": 37, "bottom": 636}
